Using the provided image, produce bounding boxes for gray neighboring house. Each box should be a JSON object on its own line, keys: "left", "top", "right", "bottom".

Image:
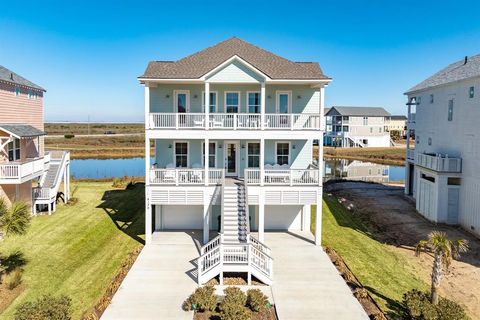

{"left": 324, "top": 106, "right": 392, "bottom": 147}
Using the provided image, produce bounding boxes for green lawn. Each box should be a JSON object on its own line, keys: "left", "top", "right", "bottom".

{"left": 0, "top": 181, "right": 144, "bottom": 319}
{"left": 312, "top": 196, "right": 427, "bottom": 317}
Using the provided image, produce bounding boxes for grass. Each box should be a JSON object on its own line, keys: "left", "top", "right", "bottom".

{"left": 0, "top": 181, "right": 145, "bottom": 319}
{"left": 322, "top": 147, "right": 406, "bottom": 166}
{"left": 45, "top": 123, "right": 144, "bottom": 135}
{"left": 312, "top": 195, "right": 427, "bottom": 317}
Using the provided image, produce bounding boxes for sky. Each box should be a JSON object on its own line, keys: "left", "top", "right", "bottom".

{"left": 1, "top": 0, "right": 480, "bottom": 122}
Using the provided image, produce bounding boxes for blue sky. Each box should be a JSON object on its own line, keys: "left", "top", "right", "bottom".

{"left": 1, "top": 0, "right": 480, "bottom": 122}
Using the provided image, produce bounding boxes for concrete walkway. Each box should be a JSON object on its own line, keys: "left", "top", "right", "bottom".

{"left": 101, "top": 231, "right": 201, "bottom": 320}
{"left": 267, "top": 231, "right": 369, "bottom": 320}
{"left": 102, "top": 230, "right": 368, "bottom": 319}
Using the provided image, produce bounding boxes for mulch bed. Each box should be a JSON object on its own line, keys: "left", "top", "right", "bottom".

{"left": 205, "top": 272, "right": 266, "bottom": 286}
{"left": 193, "top": 305, "right": 277, "bottom": 320}
{"left": 0, "top": 283, "right": 25, "bottom": 313}
{"left": 325, "top": 246, "right": 387, "bottom": 320}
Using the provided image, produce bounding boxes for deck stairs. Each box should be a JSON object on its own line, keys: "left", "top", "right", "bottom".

{"left": 197, "top": 179, "right": 273, "bottom": 285}
{"left": 32, "top": 151, "right": 70, "bottom": 214}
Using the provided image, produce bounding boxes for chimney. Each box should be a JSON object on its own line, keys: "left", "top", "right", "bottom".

{"left": 464, "top": 56, "right": 468, "bottom": 65}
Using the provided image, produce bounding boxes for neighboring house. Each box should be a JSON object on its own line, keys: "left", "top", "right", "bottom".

{"left": 324, "top": 106, "right": 392, "bottom": 147}
{"left": 0, "top": 65, "right": 70, "bottom": 215}
{"left": 386, "top": 115, "right": 407, "bottom": 137}
{"left": 404, "top": 54, "right": 480, "bottom": 237}
{"left": 140, "top": 37, "right": 329, "bottom": 285}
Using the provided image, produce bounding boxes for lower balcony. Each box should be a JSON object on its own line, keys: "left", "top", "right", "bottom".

{"left": 0, "top": 156, "right": 48, "bottom": 184}
{"left": 415, "top": 153, "right": 462, "bottom": 173}
{"left": 245, "top": 168, "right": 320, "bottom": 186}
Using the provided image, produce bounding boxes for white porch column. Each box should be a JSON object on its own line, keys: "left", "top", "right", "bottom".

{"left": 205, "top": 82, "right": 210, "bottom": 130}
{"left": 145, "top": 134, "right": 152, "bottom": 244}
{"left": 203, "top": 194, "right": 210, "bottom": 244}
{"left": 260, "top": 138, "right": 265, "bottom": 186}
{"left": 67, "top": 164, "right": 70, "bottom": 201}
{"left": 63, "top": 168, "right": 67, "bottom": 202}
{"left": 204, "top": 138, "right": 209, "bottom": 186}
{"left": 258, "top": 192, "right": 265, "bottom": 242}
{"left": 301, "top": 205, "right": 311, "bottom": 231}
{"left": 315, "top": 191, "right": 322, "bottom": 246}
{"left": 144, "top": 85, "right": 150, "bottom": 129}
{"left": 260, "top": 82, "right": 266, "bottom": 130}
{"left": 318, "top": 86, "right": 325, "bottom": 186}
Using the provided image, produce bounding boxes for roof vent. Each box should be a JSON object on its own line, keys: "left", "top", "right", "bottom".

{"left": 464, "top": 56, "right": 468, "bottom": 65}
{"left": 10, "top": 73, "right": 14, "bottom": 80}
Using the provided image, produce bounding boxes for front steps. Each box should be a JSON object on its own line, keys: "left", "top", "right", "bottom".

{"left": 222, "top": 182, "right": 248, "bottom": 243}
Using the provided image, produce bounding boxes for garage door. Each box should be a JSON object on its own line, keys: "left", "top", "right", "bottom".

{"left": 155, "top": 205, "right": 203, "bottom": 230}
{"left": 265, "top": 205, "right": 302, "bottom": 230}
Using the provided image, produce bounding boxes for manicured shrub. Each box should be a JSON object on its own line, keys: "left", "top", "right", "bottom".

{"left": 222, "top": 287, "right": 247, "bottom": 306}
{"left": 3, "top": 268, "right": 23, "bottom": 290}
{"left": 219, "top": 287, "right": 250, "bottom": 320}
{"left": 14, "top": 295, "right": 72, "bottom": 320}
{"left": 111, "top": 177, "right": 125, "bottom": 188}
{"left": 64, "top": 134, "right": 75, "bottom": 139}
{"left": 246, "top": 289, "right": 268, "bottom": 312}
{"left": 182, "top": 286, "right": 217, "bottom": 312}
{"left": 402, "top": 289, "right": 468, "bottom": 320}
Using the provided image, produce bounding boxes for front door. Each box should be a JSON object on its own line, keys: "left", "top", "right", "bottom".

{"left": 225, "top": 142, "right": 238, "bottom": 176}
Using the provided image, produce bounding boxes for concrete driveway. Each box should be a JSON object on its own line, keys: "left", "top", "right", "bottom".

{"left": 267, "top": 231, "right": 369, "bottom": 320}
{"left": 101, "top": 231, "right": 201, "bottom": 320}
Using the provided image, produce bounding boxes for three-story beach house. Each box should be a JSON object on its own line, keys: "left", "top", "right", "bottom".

{"left": 405, "top": 55, "right": 480, "bottom": 237}
{"left": 140, "top": 37, "right": 330, "bottom": 285}
{"left": 0, "top": 65, "right": 70, "bottom": 215}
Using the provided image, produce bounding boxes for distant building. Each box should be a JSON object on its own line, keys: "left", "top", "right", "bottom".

{"left": 0, "top": 65, "right": 70, "bottom": 214}
{"left": 324, "top": 106, "right": 392, "bottom": 147}
{"left": 386, "top": 115, "right": 407, "bottom": 137}
{"left": 404, "top": 54, "right": 480, "bottom": 237}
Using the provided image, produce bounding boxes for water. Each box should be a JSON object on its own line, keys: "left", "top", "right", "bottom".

{"left": 70, "top": 157, "right": 406, "bottom": 182}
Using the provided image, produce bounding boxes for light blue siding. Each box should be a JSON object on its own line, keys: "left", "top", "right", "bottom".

{"left": 206, "top": 60, "right": 265, "bottom": 83}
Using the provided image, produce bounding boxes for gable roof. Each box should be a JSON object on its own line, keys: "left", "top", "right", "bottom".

{"left": 324, "top": 107, "right": 331, "bottom": 115}
{"left": 390, "top": 115, "right": 407, "bottom": 121}
{"left": 327, "top": 106, "right": 391, "bottom": 117}
{"left": 0, "top": 65, "right": 45, "bottom": 91}
{"left": 406, "top": 54, "right": 480, "bottom": 94}
{"left": 140, "top": 37, "right": 330, "bottom": 80}
{"left": 0, "top": 124, "right": 46, "bottom": 138}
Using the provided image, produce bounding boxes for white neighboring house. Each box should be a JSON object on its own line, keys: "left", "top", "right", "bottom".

{"left": 139, "top": 37, "right": 330, "bottom": 285}
{"left": 386, "top": 115, "right": 407, "bottom": 138}
{"left": 405, "top": 55, "right": 480, "bottom": 237}
{"left": 324, "top": 106, "right": 392, "bottom": 147}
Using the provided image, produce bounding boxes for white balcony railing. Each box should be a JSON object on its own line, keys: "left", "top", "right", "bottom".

{"left": 416, "top": 153, "right": 462, "bottom": 173}
{"left": 244, "top": 169, "right": 320, "bottom": 185}
{"left": 407, "top": 149, "right": 415, "bottom": 161}
{"left": 0, "top": 157, "right": 46, "bottom": 183}
{"left": 149, "top": 168, "right": 224, "bottom": 185}
{"left": 149, "top": 113, "right": 322, "bottom": 130}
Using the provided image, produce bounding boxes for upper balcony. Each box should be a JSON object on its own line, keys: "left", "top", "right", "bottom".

{"left": 415, "top": 153, "right": 462, "bottom": 173}
{"left": 0, "top": 155, "right": 49, "bottom": 184}
{"left": 148, "top": 113, "right": 322, "bottom": 131}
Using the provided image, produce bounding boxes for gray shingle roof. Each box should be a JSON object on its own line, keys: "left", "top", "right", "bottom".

{"left": 140, "top": 37, "right": 330, "bottom": 80}
{"left": 324, "top": 107, "right": 331, "bottom": 115}
{"left": 0, "top": 65, "right": 45, "bottom": 91}
{"left": 406, "top": 54, "right": 480, "bottom": 94}
{"left": 0, "top": 124, "right": 46, "bottom": 138}
{"left": 327, "top": 106, "right": 391, "bottom": 117}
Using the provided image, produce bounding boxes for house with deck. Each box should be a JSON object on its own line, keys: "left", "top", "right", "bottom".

{"left": 324, "top": 106, "right": 392, "bottom": 147}
{"left": 140, "top": 37, "right": 329, "bottom": 285}
{"left": 405, "top": 54, "right": 480, "bottom": 237}
{"left": 0, "top": 65, "right": 70, "bottom": 214}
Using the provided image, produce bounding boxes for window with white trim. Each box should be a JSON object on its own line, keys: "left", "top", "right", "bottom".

{"left": 247, "top": 143, "right": 260, "bottom": 168}
{"left": 202, "top": 142, "right": 216, "bottom": 168}
{"left": 8, "top": 138, "right": 20, "bottom": 161}
{"left": 202, "top": 92, "right": 217, "bottom": 113}
{"left": 448, "top": 99, "right": 454, "bottom": 121}
{"left": 174, "top": 142, "right": 188, "bottom": 168}
{"left": 276, "top": 142, "right": 289, "bottom": 165}
{"left": 247, "top": 92, "right": 260, "bottom": 113}
{"left": 225, "top": 92, "right": 239, "bottom": 113}
{"left": 363, "top": 117, "right": 368, "bottom": 126}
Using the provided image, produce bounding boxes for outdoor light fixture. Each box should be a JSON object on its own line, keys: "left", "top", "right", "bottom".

{"left": 292, "top": 145, "right": 296, "bottom": 149}
{"left": 297, "top": 95, "right": 301, "bottom": 99}
{"left": 218, "top": 144, "right": 223, "bottom": 149}
{"left": 194, "top": 94, "right": 198, "bottom": 99}
{"left": 166, "top": 94, "right": 170, "bottom": 98}
{"left": 241, "top": 144, "right": 245, "bottom": 149}
{"left": 267, "top": 95, "right": 272, "bottom": 99}
{"left": 168, "top": 144, "right": 172, "bottom": 148}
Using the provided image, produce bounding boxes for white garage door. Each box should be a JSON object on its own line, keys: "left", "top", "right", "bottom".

{"left": 265, "top": 205, "right": 302, "bottom": 230}
{"left": 155, "top": 205, "right": 203, "bottom": 230}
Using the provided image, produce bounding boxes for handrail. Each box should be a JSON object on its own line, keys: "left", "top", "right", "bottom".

{"left": 200, "top": 234, "right": 222, "bottom": 255}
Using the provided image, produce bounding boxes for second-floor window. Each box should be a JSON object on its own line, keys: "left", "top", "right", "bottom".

{"left": 174, "top": 142, "right": 188, "bottom": 168}
{"left": 8, "top": 138, "right": 20, "bottom": 161}
{"left": 247, "top": 143, "right": 260, "bottom": 168}
{"left": 202, "top": 92, "right": 217, "bottom": 113}
{"left": 276, "top": 142, "right": 290, "bottom": 165}
{"left": 363, "top": 117, "right": 368, "bottom": 126}
{"left": 15, "top": 86, "right": 20, "bottom": 96}
{"left": 247, "top": 92, "right": 260, "bottom": 113}
{"left": 225, "top": 92, "right": 239, "bottom": 113}
{"left": 448, "top": 99, "right": 454, "bottom": 121}
{"left": 469, "top": 86, "right": 475, "bottom": 99}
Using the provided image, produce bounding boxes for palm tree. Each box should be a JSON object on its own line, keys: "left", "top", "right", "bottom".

{"left": 0, "top": 198, "right": 31, "bottom": 238}
{"left": 415, "top": 231, "right": 469, "bottom": 305}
